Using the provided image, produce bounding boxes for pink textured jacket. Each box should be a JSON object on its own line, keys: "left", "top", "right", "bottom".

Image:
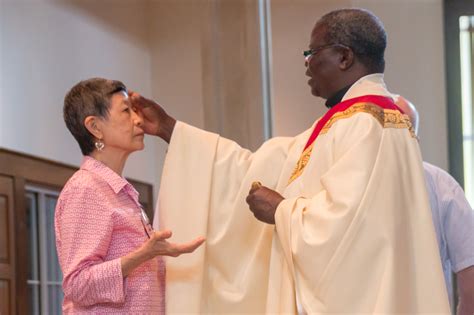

{"left": 55, "top": 156, "right": 165, "bottom": 314}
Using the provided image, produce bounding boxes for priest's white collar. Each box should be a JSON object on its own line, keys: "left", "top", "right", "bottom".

{"left": 342, "top": 73, "right": 393, "bottom": 102}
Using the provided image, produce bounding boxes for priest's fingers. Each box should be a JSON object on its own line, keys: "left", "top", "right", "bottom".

{"left": 128, "top": 90, "right": 147, "bottom": 109}
{"left": 246, "top": 191, "right": 255, "bottom": 206}
{"left": 249, "top": 181, "right": 263, "bottom": 194}
{"left": 128, "top": 90, "right": 142, "bottom": 108}
{"left": 251, "top": 181, "right": 262, "bottom": 190}
{"left": 246, "top": 187, "right": 267, "bottom": 209}
{"left": 129, "top": 91, "right": 163, "bottom": 113}
{"left": 247, "top": 185, "right": 271, "bottom": 204}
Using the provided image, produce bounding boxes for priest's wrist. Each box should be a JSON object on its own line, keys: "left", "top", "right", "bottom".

{"left": 272, "top": 196, "right": 285, "bottom": 211}
{"left": 159, "top": 115, "right": 176, "bottom": 143}
{"left": 269, "top": 197, "right": 285, "bottom": 224}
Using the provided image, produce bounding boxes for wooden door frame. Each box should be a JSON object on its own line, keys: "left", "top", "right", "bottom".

{"left": 443, "top": 1, "right": 474, "bottom": 311}
{"left": 444, "top": 0, "right": 474, "bottom": 185}
{"left": 0, "top": 148, "right": 154, "bottom": 314}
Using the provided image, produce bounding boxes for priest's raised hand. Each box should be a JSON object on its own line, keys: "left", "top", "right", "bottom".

{"left": 129, "top": 91, "right": 176, "bottom": 143}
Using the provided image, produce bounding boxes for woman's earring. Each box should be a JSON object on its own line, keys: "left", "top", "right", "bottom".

{"left": 95, "top": 140, "right": 105, "bottom": 151}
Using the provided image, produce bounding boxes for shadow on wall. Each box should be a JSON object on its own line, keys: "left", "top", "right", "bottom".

{"left": 54, "top": 0, "right": 150, "bottom": 51}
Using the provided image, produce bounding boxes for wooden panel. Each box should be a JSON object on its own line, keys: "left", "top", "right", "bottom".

{"left": 0, "top": 176, "right": 15, "bottom": 315}
{"left": 0, "top": 149, "right": 76, "bottom": 189}
{"left": 0, "top": 265, "right": 10, "bottom": 274}
{"left": 0, "top": 280, "right": 10, "bottom": 315}
{"left": 0, "top": 196, "right": 9, "bottom": 263}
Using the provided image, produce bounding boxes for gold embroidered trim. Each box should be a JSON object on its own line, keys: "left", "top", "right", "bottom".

{"left": 288, "top": 142, "right": 314, "bottom": 185}
{"left": 287, "top": 103, "right": 415, "bottom": 185}
{"left": 320, "top": 103, "right": 416, "bottom": 137}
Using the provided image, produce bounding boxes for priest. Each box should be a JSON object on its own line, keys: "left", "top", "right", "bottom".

{"left": 131, "top": 8, "right": 450, "bottom": 314}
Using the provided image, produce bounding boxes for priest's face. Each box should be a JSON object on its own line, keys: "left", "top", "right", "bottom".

{"left": 305, "top": 25, "right": 343, "bottom": 99}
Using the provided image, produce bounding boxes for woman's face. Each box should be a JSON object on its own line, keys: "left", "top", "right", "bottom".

{"left": 98, "top": 91, "right": 145, "bottom": 154}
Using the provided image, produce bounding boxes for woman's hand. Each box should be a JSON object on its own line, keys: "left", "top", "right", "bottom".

{"left": 121, "top": 230, "right": 205, "bottom": 277}
{"left": 140, "top": 230, "right": 206, "bottom": 258}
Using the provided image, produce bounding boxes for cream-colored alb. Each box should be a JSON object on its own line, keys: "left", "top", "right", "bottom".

{"left": 156, "top": 74, "right": 450, "bottom": 314}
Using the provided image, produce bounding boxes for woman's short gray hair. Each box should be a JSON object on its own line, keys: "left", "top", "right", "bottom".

{"left": 63, "top": 78, "right": 127, "bottom": 155}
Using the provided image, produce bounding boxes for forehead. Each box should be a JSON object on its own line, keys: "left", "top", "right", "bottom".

{"left": 309, "top": 24, "right": 327, "bottom": 47}
{"left": 110, "top": 90, "right": 129, "bottom": 106}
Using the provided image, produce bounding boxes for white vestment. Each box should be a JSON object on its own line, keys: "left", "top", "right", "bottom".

{"left": 157, "top": 74, "right": 450, "bottom": 314}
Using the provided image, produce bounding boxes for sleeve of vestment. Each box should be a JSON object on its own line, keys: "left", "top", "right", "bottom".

{"left": 55, "top": 185, "right": 126, "bottom": 306}
{"left": 158, "top": 121, "right": 300, "bottom": 313}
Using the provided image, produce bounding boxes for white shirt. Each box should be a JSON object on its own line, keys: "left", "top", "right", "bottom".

{"left": 424, "top": 161, "right": 474, "bottom": 306}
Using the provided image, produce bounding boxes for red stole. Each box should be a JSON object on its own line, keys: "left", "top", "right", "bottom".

{"left": 303, "top": 95, "right": 403, "bottom": 151}
{"left": 288, "top": 95, "right": 405, "bottom": 185}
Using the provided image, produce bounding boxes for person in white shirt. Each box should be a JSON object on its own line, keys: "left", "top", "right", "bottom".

{"left": 396, "top": 96, "right": 474, "bottom": 315}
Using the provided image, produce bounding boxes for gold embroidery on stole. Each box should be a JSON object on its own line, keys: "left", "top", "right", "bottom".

{"left": 287, "top": 103, "right": 416, "bottom": 185}
{"left": 288, "top": 142, "right": 314, "bottom": 184}
{"left": 320, "top": 103, "right": 416, "bottom": 137}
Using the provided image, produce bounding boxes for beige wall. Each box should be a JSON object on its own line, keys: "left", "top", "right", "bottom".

{"left": 271, "top": 0, "right": 350, "bottom": 136}
{"left": 148, "top": 0, "right": 206, "bottom": 129}
{"left": 148, "top": 0, "right": 266, "bottom": 154}
{"left": 357, "top": 0, "right": 447, "bottom": 169}
{"left": 0, "top": 0, "right": 449, "bottom": 194}
{"left": 146, "top": 1, "right": 207, "bottom": 183}
{"left": 0, "top": 0, "right": 160, "bottom": 189}
{"left": 271, "top": 0, "right": 448, "bottom": 169}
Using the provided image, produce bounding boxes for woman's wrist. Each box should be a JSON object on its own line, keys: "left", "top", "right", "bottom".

{"left": 121, "top": 247, "right": 151, "bottom": 277}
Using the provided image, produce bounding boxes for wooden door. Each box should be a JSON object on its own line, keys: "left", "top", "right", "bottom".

{"left": 0, "top": 175, "right": 16, "bottom": 315}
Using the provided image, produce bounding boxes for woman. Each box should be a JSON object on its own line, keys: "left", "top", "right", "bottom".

{"left": 55, "top": 78, "right": 205, "bottom": 313}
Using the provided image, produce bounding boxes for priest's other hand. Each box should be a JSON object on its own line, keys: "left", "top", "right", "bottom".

{"left": 129, "top": 91, "right": 176, "bottom": 143}
{"left": 246, "top": 184, "right": 284, "bottom": 224}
